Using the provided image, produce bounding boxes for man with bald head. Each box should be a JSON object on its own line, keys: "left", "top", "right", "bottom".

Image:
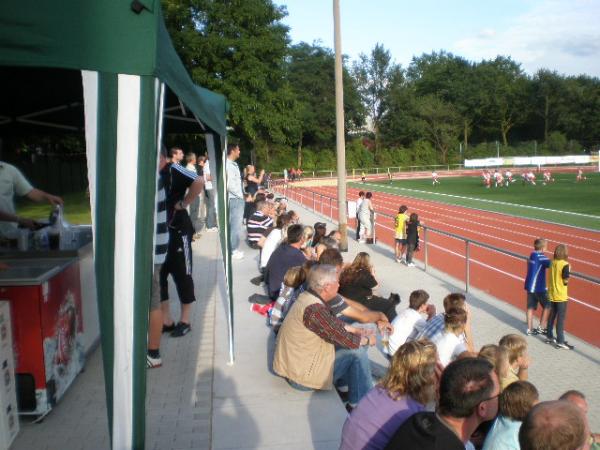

{"left": 519, "top": 400, "right": 591, "bottom": 450}
{"left": 560, "top": 391, "right": 600, "bottom": 449}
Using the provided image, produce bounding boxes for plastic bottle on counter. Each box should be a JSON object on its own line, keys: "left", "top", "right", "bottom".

{"left": 48, "top": 205, "right": 61, "bottom": 250}
{"left": 34, "top": 228, "right": 49, "bottom": 250}
{"left": 17, "top": 228, "right": 30, "bottom": 251}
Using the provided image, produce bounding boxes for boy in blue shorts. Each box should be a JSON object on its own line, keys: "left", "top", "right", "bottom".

{"left": 524, "top": 238, "right": 551, "bottom": 335}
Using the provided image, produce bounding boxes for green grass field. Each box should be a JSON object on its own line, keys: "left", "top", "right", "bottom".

{"left": 352, "top": 172, "right": 600, "bottom": 230}
{"left": 16, "top": 191, "right": 91, "bottom": 224}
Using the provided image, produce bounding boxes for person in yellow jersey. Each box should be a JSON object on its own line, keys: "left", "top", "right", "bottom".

{"left": 394, "top": 205, "right": 409, "bottom": 263}
{"left": 545, "top": 244, "right": 574, "bottom": 350}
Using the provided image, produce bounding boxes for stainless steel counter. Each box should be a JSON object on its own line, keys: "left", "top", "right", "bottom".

{"left": 0, "top": 257, "right": 76, "bottom": 286}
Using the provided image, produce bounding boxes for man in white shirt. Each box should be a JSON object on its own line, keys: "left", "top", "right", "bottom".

{"left": 387, "top": 290, "right": 436, "bottom": 356}
{"left": 226, "top": 144, "right": 244, "bottom": 259}
{"left": 0, "top": 161, "right": 63, "bottom": 237}
{"left": 355, "top": 191, "right": 365, "bottom": 240}
{"left": 432, "top": 307, "right": 468, "bottom": 367}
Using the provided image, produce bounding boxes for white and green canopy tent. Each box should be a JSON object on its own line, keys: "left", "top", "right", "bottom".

{"left": 0, "top": 1, "right": 235, "bottom": 449}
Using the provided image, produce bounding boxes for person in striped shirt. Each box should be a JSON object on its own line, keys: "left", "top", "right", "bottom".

{"left": 246, "top": 200, "right": 273, "bottom": 249}
{"left": 147, "top": 150, "right": 170, "bottom": 368}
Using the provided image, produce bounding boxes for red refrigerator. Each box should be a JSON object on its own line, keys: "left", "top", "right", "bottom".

{"left": 0, "top": 258, "right": 84, "bottom": 416}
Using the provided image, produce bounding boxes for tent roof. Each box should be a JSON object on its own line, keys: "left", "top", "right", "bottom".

{"left": 0, "top": 67, "right": 220, "bottom": 137}
{"left": 0, "top": 0, "right": 228, "bottom": 138}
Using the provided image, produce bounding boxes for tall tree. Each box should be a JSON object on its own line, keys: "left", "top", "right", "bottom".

{"left": 531, "top": 69, "right": 565, "bottom": 142}
{"left": 352, "top": 43, "right": 401, "bottom": 157}
{"left": 408, "top": 52, "right": 486, "bottom": 151}
{"left": 416, "top": 95, "right": 461, "bottom": 163}
{"left": 478, "top": 57, "right": 530, "bottom": 145}
{"left": 286, "top": 42, "right": 364, "bottom": 167}
{"left": 162, "top": 0, "right": 298, "bottom": 157}
{"left": 379, "top": 74, "right": 423, "bottom": 148}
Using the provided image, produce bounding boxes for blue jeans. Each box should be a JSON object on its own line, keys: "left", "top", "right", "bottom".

{"left": 205, "top": 189, "right": 217, "bottom": 229}
{"left": 547, "top": 301, "right": 568, "bottom": 344}
{"left": 333, "top": 346, "right": 373, "bottom": 405}
{"left": 228, "top": 197, "right": 245, "bottom": 251}
{"left": 188, "top": 195, "right": 202, "bottom": 232}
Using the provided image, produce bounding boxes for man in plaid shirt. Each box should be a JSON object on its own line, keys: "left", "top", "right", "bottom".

{"left": 273, "top": 265, "right": 375, "bottom": 408}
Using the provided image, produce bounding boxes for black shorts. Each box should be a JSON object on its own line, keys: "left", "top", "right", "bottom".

{"left": 395, "top": 238, "right": 407, "bottom": 245}
{"left": 527, "top": 292, "right": 548, "bottom": 310}
{"left": 160, "top": 229, "right": 196, "bottom": 304}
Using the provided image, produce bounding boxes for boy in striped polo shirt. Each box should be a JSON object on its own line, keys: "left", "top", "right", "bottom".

{"left": 147, "top": 151, "right": 170, "bottom": 368}
{"left": 524, "top": 238, "right": 551, "bottom": 336}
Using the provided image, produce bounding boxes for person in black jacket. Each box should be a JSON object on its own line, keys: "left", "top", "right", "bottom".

{"left": 405, "top": 213, "right": 421, "bottom": 267}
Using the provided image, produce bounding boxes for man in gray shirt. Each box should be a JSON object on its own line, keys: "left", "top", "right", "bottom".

{"left": 226, "top": 143, "right": 245, "bottom": 260}
{"left": 0, "top": 161, "right": 63, "bottom": 237}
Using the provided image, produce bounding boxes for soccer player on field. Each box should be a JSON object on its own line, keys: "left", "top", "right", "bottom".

{"left": 521, "top": 171, "right": 528, "bottom": 185}
{"left": 576, "top": 168, "right": 586, "bottom": 182}
{"left": 527, "top": 171, "right": 537, "bottom": 185}
{"left": 543, "top": 170, "right": 553, "bottom": 185}
{"left": 493, "top": 170, "right": 504, "bottom": 188}
{"left": 482, "top": 171, "right": 489, "bottom": 188}
{"left": 504, "top": 170, "right": 513, "bottom": 186}
{"left": 524, "top": 238, "right": 551, "bottom": 336}
{"left": 432, "top": 171, "right": 440, "bottom": 185}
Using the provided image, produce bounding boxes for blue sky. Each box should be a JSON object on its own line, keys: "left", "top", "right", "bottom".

{"left": 276, "top": 0, "right": 600, "bottom": 77}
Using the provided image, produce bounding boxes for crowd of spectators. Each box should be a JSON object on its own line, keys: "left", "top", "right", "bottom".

{"left": 238, "top": 185, "right": 597, "bottom": 449}
{"left": 214, "top": 152, "right": 597, "bottom": 450}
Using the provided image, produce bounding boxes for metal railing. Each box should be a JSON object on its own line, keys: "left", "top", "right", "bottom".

{"left": 275, "top": 184, "right": 600, "bottom": 294}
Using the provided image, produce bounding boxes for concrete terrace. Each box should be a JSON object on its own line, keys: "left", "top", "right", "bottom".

{"left": 12, "top": 198, "right": 600, "bottom": 450}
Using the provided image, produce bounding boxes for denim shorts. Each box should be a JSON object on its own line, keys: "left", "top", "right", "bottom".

{"left": 527, "top": 291, "right": 549, "bottom": 310}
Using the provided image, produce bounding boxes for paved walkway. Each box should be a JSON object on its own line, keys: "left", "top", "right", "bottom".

{"left": 12, "top": 198, "right": 600, "bottom": 450}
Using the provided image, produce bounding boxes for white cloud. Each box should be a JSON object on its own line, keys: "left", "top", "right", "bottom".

{"left": 452, "top": 0, "right": 600, "bottom": 77}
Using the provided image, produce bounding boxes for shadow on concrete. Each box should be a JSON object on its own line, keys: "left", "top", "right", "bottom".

{"left": 266, "top": 330, "right": 277, "bottom": 376}
{"left": 211, "top": 367, "right": 260, "bottom": 450}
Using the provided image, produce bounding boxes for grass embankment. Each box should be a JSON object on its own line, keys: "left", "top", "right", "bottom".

{"left": 16, "top": 191, "right": 91, "bottom": 224}
{"left": 352, "top": 173, "right": 600, "bottom": 230}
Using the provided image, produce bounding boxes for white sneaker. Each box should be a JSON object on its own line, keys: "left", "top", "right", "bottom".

{"left": 232, "top": 250, "right": 244, "bottom": 260}
{"left": 206, "top": 227, "right": 218, "bottom": 233}
{"left": 407, "top": 262, "right": 415, "bottom": 267}
{"left": 146, "top": 354, "right": 162, "bottom": 369}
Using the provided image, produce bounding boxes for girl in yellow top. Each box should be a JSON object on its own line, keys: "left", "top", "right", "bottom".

{"left": 394, "top": 205, "right": 409, "bottom": 263}
{"left": 545, "top": 244, "right": 573, "bottom": 350}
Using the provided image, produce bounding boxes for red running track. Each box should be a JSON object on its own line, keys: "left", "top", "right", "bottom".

{"left": 274, "top": 184, "right": 600, "bottom": 347}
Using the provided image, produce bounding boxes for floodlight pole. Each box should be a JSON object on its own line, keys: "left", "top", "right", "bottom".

{"left": 333, "top": 0, "right": 348, "bottom": 251}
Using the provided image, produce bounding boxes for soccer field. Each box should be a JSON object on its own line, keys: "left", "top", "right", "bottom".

{"left": 355, "top": 172, "right": 600, "bottom": 230}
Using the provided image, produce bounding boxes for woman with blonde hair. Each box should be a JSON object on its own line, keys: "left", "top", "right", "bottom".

{"left": 340, "top": 340, "right": 438, "bottom": 450}
{"left": 339, "top": 252, "right": 399, "bottom": 321}
{"left": 479, "top": 344, "right": 510, "bottom": 390}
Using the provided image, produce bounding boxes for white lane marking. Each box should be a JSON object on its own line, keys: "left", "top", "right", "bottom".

{"left": 325, "top": 184, "right": 600, "bottom": 245}
{"left": 362, "top": 182, "right": 600, "bottom": 219}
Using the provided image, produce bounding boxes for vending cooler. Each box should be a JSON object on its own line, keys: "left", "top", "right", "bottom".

{"left": 0, "top": 301, "right": 19, "bottom": 449}
{"left": 0, "top": 258, "right": 84, "bottom": 417}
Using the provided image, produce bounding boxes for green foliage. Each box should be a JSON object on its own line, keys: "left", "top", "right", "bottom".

{"left": 352, "top": 43, "right": 402, "bottom": 154}
{"left": 346, "top": 140, "right": 375, "bottom": 168}
{"left": 162, "top": 0, "right": 297, "bottom": 148}
{"left": 546, "top": 131, "right": 568, "bottom": 153}
{"left": 161, "top": 2, "right": 600, "bottom": 171}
